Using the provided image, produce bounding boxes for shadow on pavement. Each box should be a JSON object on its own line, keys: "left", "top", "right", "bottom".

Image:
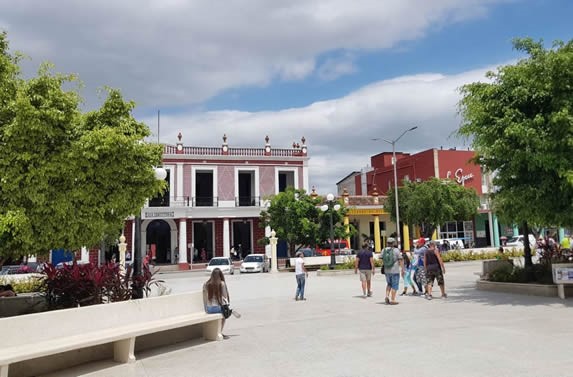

{"left": 445, "top": 283, "right": 573, "bottom": 308}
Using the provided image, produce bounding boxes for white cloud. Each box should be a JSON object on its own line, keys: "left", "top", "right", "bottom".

{"left": 0, "top": 0, "right": 504, "bottom": 107}
{"left": 144, "top": 66, "right": 494, "bottom": 193}
{"left": 317, "top": 53, "right": 357, "bottom": 81}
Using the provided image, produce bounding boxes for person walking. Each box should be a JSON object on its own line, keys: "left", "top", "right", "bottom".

{"left": 400, "top": 251, "right": 418, "bottom": 296}
{"left": 382, "top": 237, "right": 404, "bottom": 305}
{"left": 354, "top": 242, "right": 375, "bottom": 297}
{"left": 203, "top": 268, "right": 241, "bottom": 340}
{"left": 424, "top": 241, "right": 447, "bottom": 300}
{"left": 413, "top": 237, "right": 428, "bottom": 295}
{"left": 294, "top": 251, "right": 308, "bottom": 301}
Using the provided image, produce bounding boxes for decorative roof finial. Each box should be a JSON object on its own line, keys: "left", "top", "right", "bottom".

{"left": 265, "top": 135, "right": 270, "bottom": 145}
{"left": 301, "top": 136, "right": 306, "bottom": 145}
{"left": 177, "top": 132, "right": 182, "bottom": 142}
{"left": 223, "top": 134, "right": 228, "bottom": 144}
{"left": 310, "top": 186, "right": 318, "bottom": 198}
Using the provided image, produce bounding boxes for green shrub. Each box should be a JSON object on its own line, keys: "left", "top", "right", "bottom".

{"left": 0, "top": 276, "right": 44, "bottom": 293}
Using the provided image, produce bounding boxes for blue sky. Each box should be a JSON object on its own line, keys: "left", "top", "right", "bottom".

{"left": 0, "top": 0, "right": 571, "bottom": 192}
{"left": 204, "top": 0, "right": 572, "bottom": 112}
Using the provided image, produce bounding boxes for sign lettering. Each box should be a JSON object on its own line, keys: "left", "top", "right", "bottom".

{"left": 446, "top": 168, "right": 474, "bottom": 186}
{"left": 144, "top": 211, "right": 175, "bottom": 218}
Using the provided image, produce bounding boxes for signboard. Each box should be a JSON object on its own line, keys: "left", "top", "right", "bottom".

{"left": 552, "top": 264, "right": 573, "bottom": 284}
{"left": 446, "top": 168, "right": 474, "bottom": 186}
{"left": 143, "top": 211, "right": 175, "bottom": 219}
{"left": 476, "top": 230, "right": 486, "bottom": 238}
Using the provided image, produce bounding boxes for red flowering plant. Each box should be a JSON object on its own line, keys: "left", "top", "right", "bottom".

{"left": 40, "top": 261, "right": 163, "bottom": 310}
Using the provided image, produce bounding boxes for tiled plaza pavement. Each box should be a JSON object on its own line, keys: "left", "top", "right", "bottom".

{"left": 45, "top": 260, "right": 572, "bottom": 377}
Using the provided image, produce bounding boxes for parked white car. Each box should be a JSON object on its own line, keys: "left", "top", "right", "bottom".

{"left": 240, "top": 254, "right": 269, "bottom": 273}
{"left": 206, "top": 257, "right": 234, "bottom": 275}
{"left": 506, "top": 234, "right": 536, "bottom": 248}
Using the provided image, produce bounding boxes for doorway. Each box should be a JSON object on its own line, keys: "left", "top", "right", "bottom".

{"left": 232, "top": 220, "right": 252, "bottom": 259}
{"left": 146, "top": 220, "right": 172, "bottom": 263}
{"left": 193, "top": 221, "right": 214, "bottom": 261}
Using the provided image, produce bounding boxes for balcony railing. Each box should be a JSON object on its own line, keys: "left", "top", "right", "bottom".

{"left": 235, "top": 196, "right": 261, "bottom": 207}
{"left": 192, "top": 196, "right": 219, "bottom": 207}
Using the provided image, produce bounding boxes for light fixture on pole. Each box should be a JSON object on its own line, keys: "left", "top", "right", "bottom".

{"left": 320, "top": 193, "right": 341, "bottom": 269}
{"left": 372, "top": 126, "right": 418, "bottom": 249}
{"left": 133, "top": 166, "right": 167, "bottom": 299}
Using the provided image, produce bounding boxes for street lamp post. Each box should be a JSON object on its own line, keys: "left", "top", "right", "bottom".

{"left": 321, "top": 193, "right": 341, "bottom": 269}
{"left": 374, "top": 126, "right": 418, "bottom": 250}
{"left": 132, "top": 166, "right": 167, "bottom": 299}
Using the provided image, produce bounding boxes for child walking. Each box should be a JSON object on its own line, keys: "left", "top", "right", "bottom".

{"left": 400, "top": 251, "right": 418, "bottom": 296}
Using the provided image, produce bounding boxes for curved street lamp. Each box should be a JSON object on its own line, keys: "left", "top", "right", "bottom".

{"left": 320, "top": 193, "right": 341, "bottom": 269}
{"left": 372, "top": 126, "right": 418, "bottom": 249}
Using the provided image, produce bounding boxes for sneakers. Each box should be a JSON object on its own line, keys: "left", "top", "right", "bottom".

{"left": 367, "top": 291, "right": 373, "bottom": 297}
{"left": 295, "top": 297, "right": 299, "bottom": 301}
{"left": 412, "top": 291, "right": 419, "bottom": 296}
{"left": 399, "top": 291, "right": 406, "bottom": 296}
{"left": 426, "top": 295, "right": 433, "bottom": 300}
{"left": 232, "top": 309, "right": 242, "bottom": 318}
{"left": 222, "top": 334, "right": 230, "bottom": 340}
{"left": 441, "top": 293, "right": 448, "bottom": 299}
{"left": 384, "top": 297, "right": 390, "bottom": 304}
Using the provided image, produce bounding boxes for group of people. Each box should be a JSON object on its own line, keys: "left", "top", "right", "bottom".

{"left": 353, "top": 236, "right": 447, "bottom": 304}
{"left": 202, "top": 237, "right": 447, "bottom": 339}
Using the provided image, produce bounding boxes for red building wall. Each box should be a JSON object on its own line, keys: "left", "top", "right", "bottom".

{"left": 366, "top": 148, "right": 482, "bottom": 194}
{"left": 252, "top": 218, "right": 265, "bottom": 254}
{"left": 436, "top": 150, "right": 482, "bottom": 194}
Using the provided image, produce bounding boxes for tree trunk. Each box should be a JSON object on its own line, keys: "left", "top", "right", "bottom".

{"left": 523, "top": 221, "right": 533, "bottom": 268}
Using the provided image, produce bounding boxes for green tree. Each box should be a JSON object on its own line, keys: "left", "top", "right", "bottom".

{"left": 0, "top": 32, "right": 164, "bottom": 265}
{"left": 259, "top": 188, "right": 353, "bottom": 256}
{"left": 457, "top": 37, "right": 573, "bottom": 269}
{"left": 386, "top": 178, "right": 479, "bottom": 239}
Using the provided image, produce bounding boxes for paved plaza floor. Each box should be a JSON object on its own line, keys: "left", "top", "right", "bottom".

{"left": 44, "top": 260, "right": 572, "bottom": 377}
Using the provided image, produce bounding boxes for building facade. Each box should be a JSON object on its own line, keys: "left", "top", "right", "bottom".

{"left": 123, "top": 134, "right": 310, "bottom": 269}
{"left": 339, "top": 148, "right": 499, "bottom": 250}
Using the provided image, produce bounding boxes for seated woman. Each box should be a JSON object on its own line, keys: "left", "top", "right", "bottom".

{"left": 203, "top": 268, "right": 240, "bottom": 340}
{"left": 0, "top": 284, "right": 17, "bottom": 297}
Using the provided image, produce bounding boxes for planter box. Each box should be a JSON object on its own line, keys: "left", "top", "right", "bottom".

{"left": 0, "top": 293, "right": 48, "bottom": 318}
{"left": 481, "top": 259, "right": 513, "bottom": 278}
{"left": 476, "top": 280, "right": 573, "bottom": 298}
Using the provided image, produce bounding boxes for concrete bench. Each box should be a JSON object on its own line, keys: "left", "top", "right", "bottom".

{"left": 0, "top": 291, "right": 222, "bottom": 377}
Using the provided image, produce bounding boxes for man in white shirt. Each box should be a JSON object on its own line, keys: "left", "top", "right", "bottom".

{"left": 294, "top": 251, "right": 308, "bottom": 301}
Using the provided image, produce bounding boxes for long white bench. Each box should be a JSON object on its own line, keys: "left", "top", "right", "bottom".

{"left": 0, "top": 291, "right": 222, "bottom": 377}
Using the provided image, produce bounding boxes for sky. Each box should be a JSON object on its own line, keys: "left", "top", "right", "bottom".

{"left": 1, "top": 0, "right": 571, "bottom": 193}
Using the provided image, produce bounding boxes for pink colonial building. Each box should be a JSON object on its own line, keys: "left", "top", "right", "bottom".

{"left": 122, "top": 133, "right": 310, "bottom": 269}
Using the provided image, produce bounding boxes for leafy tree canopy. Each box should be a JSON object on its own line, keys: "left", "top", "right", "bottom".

{"left": 259, "top": 188, "right": 353, "bottom": 256}
{"left": 0, "top": 32, "right": 164, "bottom": 263}
{"left": 385, "top": 178, "right": 479, "bottom": 238}
{"left": 457, "top": 37, "right": 573, "bottom": 267}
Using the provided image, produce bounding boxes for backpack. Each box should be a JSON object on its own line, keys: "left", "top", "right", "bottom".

{"left": 382, "top": 247, "right": 396, "bottom": 269}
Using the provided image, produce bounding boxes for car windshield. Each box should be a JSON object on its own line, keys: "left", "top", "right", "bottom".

{"left": 209, "top": 258, "right": 229, "bottom": 266}
{"left": 244, "top": 255, "right": 262, "bottom": 262}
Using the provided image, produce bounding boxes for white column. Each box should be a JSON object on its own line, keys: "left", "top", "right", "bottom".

{"left": 178, "top": 219, "right": 189, "bottom": 270}
{"left": 488, "top": 211, "right": 495, "bottom": 248}
{"left": 118, "top": 235, "right": 127, "bottom": 274}
{"left": 270, "top": 230, "right": 278, "bottom": 273}
{"left": 80, "top": 246, "right": 89, "bottom": 264}
{"left": 131, "top": 220, "right": 136, "bottom": 255}
{"left": 176, "top": 163, "right": 184, "bottom": 202}
{"left": 265, "top": 226, "right": 271, "bottom": 258}
{"left": 223, "top": 218, "right": 230, "bottom": 258}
